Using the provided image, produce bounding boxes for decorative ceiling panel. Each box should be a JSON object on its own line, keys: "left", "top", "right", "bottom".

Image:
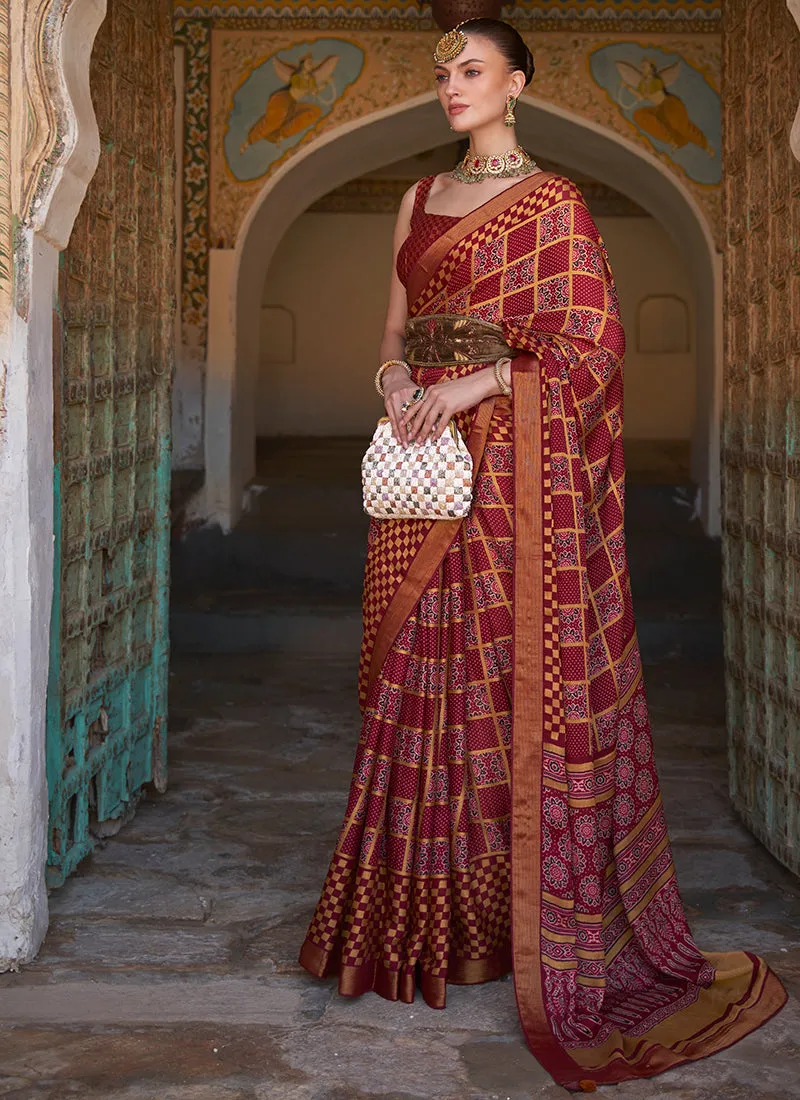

{"left": 174, "top": 1, "right": 721, "bottom": 28}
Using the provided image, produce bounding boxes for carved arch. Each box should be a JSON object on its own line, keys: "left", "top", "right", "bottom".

{"left": 789, "top": 0, "right": 800, "bottom": 163}
{"left": 16, "top": 0, "right": 106, "bottom": 250}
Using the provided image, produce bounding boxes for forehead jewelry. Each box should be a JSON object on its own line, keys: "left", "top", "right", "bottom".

{"left": 433, "top": 20, "right": 469, "bottom": 64}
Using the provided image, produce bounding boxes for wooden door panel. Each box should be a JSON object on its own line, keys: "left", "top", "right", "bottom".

{"left": 46, "top": 0, "right": 175, "bottom": 887}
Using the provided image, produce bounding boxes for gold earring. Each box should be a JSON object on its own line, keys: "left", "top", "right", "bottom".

{"left": 504, "top": 95, "right": 516, "bottom": 127}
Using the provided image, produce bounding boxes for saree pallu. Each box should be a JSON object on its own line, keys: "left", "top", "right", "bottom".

{"left": 299, "top": 173, "right": 787, "bottom": 1088}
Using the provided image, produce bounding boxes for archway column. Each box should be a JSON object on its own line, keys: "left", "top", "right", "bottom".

{"left": 0, "top": 0, "right": 105, "bottom": 968}
{"left": 205, "top": 248, "right": 241, "bottom": 528}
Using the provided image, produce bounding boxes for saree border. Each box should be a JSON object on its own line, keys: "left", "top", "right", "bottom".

{"left": 509, "top": 355, "right": 572, "bottom": 1079}
{"left": 509, "top": 358, "right": 788, "bottom": 1089}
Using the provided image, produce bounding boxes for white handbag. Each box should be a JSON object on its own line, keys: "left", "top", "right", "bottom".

{"left": 361, "top": 416, "right": 473, "bottom": 520}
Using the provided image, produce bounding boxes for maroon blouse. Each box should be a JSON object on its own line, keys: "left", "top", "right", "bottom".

{"left": 396, "top": 175, "right": 458, "bottom": 288}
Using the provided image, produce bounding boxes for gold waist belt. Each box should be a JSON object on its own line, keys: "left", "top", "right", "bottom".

{"left": 404, "top": 314, "right": 511, "bottom": 367}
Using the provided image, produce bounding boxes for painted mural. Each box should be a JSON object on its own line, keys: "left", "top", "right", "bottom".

{"left": 225, "top": 40, "right": 365, "bottom": 183}
{"left": 590, "top": 43, "right": 721, "bottom": 185}
{"left": 175, "top": 19, "right": 210, "bottom": 340}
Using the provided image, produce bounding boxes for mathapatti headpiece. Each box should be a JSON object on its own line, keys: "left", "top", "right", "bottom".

{"left": 433, "top": 21, "right": 469, "bottom": 64}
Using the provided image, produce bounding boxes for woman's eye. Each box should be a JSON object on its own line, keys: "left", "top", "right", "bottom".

{"left": 466, "top": 69, "right": 480, "bottom": 76}
{"left": 435, "top": 73, "right": 447, "bottom": 82}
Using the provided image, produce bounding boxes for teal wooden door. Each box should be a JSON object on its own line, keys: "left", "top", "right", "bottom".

{"left": 46, "top": 0, "right": 175, "bottom": 887}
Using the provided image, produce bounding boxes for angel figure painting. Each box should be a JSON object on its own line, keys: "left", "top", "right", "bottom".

{"left": 240, "top": 54, "right": 339, "bottom": 152}
{"left": 618, "top": 58, "right": 712, "bottom": 154}
{"left": 224, "top": 39, "right": 365, "bottom": 184}
{"left": 589, "top": 44, "right": 721, "bottom": 186}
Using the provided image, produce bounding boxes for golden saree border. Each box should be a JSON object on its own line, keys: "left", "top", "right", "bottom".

{"left": 560, "top": 951, "right": 787, "bottom": 1081}
{"left": 365, "top": 394, "right": 497, "bottom": 700}
{"left": 509, "top": 356, "right": 569, "bottom": 1075}
{"left": 405, "top": 171, "right": 557, "bottom": 307}
{"left": 299, "top": 923, "right": 511, "bottom": 1008}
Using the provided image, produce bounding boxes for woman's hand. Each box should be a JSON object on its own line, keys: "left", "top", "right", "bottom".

{"left": 383, "top": 365, "right": 421, "bottom": 443}
{"left": 400, "top": 368, "right": 498, "bottom": 444}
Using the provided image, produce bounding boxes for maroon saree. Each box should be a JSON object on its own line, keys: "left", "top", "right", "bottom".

{"left": 299, "top": 172, "right": 786, "bottom": 1088}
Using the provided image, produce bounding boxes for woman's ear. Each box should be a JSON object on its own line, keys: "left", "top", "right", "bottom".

{"left": 509, "top": 71, "right": 525, "bottom": 99}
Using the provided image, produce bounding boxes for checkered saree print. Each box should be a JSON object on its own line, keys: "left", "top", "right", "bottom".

{"left": 300, "top": 175, "right": 786, "bottom": 1089}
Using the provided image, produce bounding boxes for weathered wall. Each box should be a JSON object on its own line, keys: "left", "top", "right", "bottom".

{"left": 723, "top": 0, "right": 800, "bottom": 875}
{"left": 48, "top": 0, "right": 175, "bottom": 889}
{"left": 1, "top": 0, "right": 107, "bottom": 967}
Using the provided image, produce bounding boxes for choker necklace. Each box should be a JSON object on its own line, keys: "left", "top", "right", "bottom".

{"left": 452, "top": 145, "right": 538, "bottom": 184}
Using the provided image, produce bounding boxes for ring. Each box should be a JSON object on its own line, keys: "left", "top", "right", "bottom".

{"left": 401, "top": 387, "right": 425, "bottom": 412}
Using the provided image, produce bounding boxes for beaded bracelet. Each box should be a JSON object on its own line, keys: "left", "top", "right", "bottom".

{"left": 375, "top": 359, "right": 411, "bottom": 396}
{"left": 494, "top": 357, "right": 512, "bottom": 397}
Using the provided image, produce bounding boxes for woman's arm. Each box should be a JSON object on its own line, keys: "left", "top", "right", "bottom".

{"left": 400, "top": 362, "right": 510, "bottom": 443}
{"left": 379, "top": 184, "right": 422, "bottom": 442}
{"left": 379, "top": 183, "right": 414, "bottom": 366}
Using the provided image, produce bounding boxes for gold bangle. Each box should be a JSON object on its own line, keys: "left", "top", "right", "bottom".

{"left": 494, "top": 357, "right": 512, "bottom": 397}
{"left": 375, "top": 359, "right": 411, "bottom": 396}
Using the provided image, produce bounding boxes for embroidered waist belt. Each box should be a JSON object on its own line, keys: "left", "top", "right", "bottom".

{"left": 404, "top": 314, "right": 511, "bottom": 367}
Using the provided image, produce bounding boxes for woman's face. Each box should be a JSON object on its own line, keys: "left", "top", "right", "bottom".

{"left": 434, "top": 34, "right": 524, "bottom": 134}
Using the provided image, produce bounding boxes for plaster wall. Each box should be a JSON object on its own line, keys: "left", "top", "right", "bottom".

{"left": 0, "top": 237, "right": 57, "bottom": 966}
{"left": 256, "top": 211, "right": 696, "bottom": 440}
{"left": 205, "top": 248, "right": 240, "bottom": 523}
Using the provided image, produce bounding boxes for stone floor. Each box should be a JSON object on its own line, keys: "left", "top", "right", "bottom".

{"left": 1, "top": 441, "right": 799, "bottom": 1099}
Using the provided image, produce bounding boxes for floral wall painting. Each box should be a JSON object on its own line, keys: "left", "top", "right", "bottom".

{"left": 589, "top": 43, "right": 721, "bottom": 186}
{"left": 224, "top": 39, "right": 365, "bottom": 183}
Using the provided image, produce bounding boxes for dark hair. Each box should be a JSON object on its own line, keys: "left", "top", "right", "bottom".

{"left": 459, "top": 18, "right": 535, "bottom": 86}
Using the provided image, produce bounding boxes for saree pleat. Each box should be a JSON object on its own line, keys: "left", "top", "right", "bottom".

{"left": 299, "top": 172, "right": 787, "bottom": 1088}
{"left": 300, "top": 391, "right": 517, "bottom": 1005}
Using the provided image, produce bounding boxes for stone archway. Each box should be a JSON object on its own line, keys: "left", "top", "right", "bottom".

{"left": 212, "top": 92, "right": 721, "bottom": 535}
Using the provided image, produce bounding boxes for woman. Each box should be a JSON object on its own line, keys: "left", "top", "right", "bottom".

{"left": 299, "top": 18, "right": 786, "bottom": 1090}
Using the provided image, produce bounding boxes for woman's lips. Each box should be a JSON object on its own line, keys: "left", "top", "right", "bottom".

{"left": 448, "top": 104, "right": 468, "bottom": 115}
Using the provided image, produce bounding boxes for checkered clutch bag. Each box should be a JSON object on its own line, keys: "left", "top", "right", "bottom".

{"left": 362, "top": 416, "right": 473, "bottom": 520}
